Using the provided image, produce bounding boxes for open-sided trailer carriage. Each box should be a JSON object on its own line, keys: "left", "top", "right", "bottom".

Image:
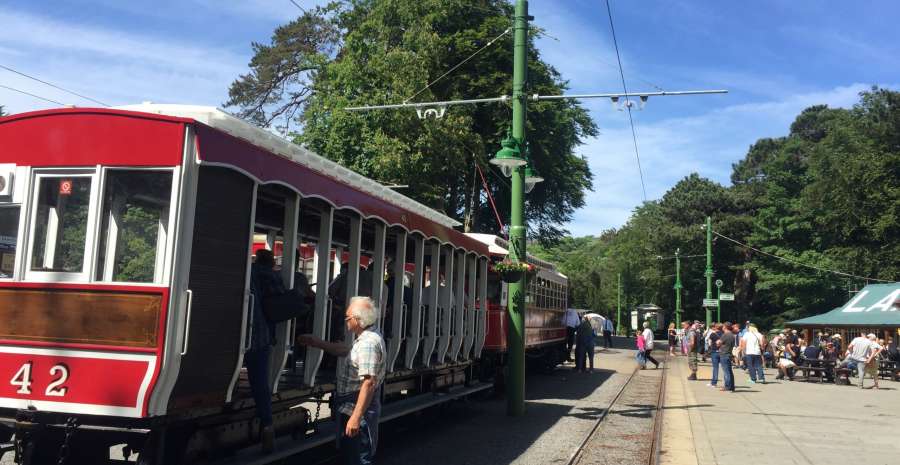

{"left": 0, "top": 104, "right": 495, "bottom": 464}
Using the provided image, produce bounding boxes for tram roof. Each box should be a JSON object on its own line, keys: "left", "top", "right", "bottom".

{"left": 114, "top": 103, "right": 460, "bottom": 230}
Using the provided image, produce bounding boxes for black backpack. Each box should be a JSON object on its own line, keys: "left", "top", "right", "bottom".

{"left": 694, "top": 331, "right": 704, "bottom": 354}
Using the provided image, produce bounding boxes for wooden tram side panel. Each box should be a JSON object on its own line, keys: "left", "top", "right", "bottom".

{"left": 168, "top": 166, "right": 254, "bottom": 411}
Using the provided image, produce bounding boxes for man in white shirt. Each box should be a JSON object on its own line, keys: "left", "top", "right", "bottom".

{"left": 564, "top": 308, "right": 580, "bottom": 361}
{"left": 641, "top": 322, "right": 660, "bottom": 369}
{"left": 842, "top": 333, "right": 883, "bottom": 389}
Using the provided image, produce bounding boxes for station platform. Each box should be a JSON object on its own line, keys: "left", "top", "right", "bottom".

{"left": 659, "top": 354, "right": 900, "bottom": 465}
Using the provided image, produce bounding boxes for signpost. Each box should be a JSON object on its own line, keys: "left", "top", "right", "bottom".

{"left": 719, "top": 293, "right": 735, "bottom": 301}
{"left": 702, "top": 298, "right": 719, "bottom": 307}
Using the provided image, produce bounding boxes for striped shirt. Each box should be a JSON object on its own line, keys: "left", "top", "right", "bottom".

{"left": 336, "top": 328, "right": 386, "bottom": 415}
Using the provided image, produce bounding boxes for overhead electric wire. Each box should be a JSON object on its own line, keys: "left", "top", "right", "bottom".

{"left": 288, "top": 0, "right": 307, "bottom": 13}
{"left": 0, "top": 84, "right": 65, "bottom": 106}
{"left": 711, "top": 230, "right": 894, "bottom": 283}
{"left": 402, "top": 27, "right": 511, "bottom": 104}
{"left": 0, "top": 64, "right": 109, "bottom": 107}
{"left": 604, "top": 0, "right": 647, "bottom": 202}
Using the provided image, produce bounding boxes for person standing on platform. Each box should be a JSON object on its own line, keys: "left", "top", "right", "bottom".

{"left": 667, "top": 323, "right": 677, "bottom": 356}
{"left": 297, "top": 297, "right": 386, "bottom": 465}
{"left": 575, "top": 316, "right": 595, "bottom": 373}
{"left": 717, "top": 322, "right": 736, "bottom": 392}
{"left": 741, "top": 324, "right": 766, "bottom": 384}
{"left": 642, "top": 322, "right": 660, "bottom": 369}
{"left": 706, "top": 323, "right": 722, "bottom": 387}
{"left": 686, "top": 321, "right": 700, "bottom": 380}
{"left": 564, "top": 308, "right": 580, "bottom": 362}
{"left": 602, "top": 317, "right": 614, "bottom": 349}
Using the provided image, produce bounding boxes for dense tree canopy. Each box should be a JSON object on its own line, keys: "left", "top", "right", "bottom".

{"left": 227, "top": 0, "right": 596, "bottom": 243}
{"left": 534, "top": 88, "right": 900, "bottom": 330}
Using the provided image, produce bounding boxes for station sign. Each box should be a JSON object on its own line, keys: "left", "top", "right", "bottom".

{"left": 719, "top": 293, "right": 735, "bottom": 301}
{"left": 702, "top": 298, "right": 719, "bottom": 307}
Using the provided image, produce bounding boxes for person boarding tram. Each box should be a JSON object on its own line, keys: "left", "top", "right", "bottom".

{"left": 247, "top": 249, "right": 283, "bottom": 452}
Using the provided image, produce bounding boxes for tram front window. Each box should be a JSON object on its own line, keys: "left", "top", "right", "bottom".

{"left": 30, "top": 176, "right": 92, "bottom": 273}
{"left": 0, "top": 205, "right": 20, "bottom": 278}
{"left": 96, "top": 170, "right": 172, "bottom": 283}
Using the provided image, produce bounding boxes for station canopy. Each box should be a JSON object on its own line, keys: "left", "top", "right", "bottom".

{"left": 789, "top": 283, "right": 900, "bottom": 327}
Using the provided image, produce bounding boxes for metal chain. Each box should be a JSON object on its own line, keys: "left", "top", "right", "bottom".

{"left": 14, "top": 434, "right": 24, "bottom": 464}
{"left": 312, "top": 393, "right": 324, "bottom": 433}
{"left": 56, "top": 417, "right": 78, "bottom": 465}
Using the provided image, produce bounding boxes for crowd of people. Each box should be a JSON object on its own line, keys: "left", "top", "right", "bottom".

{"left": 657, "top": 319, "right": 900, "bottom": 391}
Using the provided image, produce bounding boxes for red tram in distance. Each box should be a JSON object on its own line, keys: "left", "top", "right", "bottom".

{"left": 0, "top": 104, "right": 568, "bottom": 464}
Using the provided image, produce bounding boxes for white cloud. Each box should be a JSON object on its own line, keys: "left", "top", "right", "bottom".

{"left": 566, "top": 83, "right": 875, "bottom": 237}
{"left": 0, "top": 8, "right": 246, "bottom": 112}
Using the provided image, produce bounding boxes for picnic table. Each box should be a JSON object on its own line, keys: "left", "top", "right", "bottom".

{"left": 878, "top": 359, "right": 900, "bottom": 381}
{"left": 798, "top": 358, "right": 835, "bottom": 383}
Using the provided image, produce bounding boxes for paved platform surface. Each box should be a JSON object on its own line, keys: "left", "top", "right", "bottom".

{"left": 375, "top": 343, "right": 639, "bottom": 465}
{"left": 658, "top": 354, "right": 900, "bottom": 465}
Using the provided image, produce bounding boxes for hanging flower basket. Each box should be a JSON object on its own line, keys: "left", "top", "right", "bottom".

{"left": 492, "top": 261, "right": 536, "bottom": 283}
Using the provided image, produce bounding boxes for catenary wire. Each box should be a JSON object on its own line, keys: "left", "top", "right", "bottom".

{"left": 0, "top": 83, "right": 66, "bottom": 106}
{"left": 711, "top": 230, "right": 894, "bottom": 283}
{"left": 604, "top": 0, "right": 647, "bottom": 202}
{"left": 403, "top": 27, "right": 511, "bottom": 104}
{"left": 0, "top": 64, "right": 109, "bottom": 107}
{"left": 288, "top": 0, "right": 307, "bottom": 13}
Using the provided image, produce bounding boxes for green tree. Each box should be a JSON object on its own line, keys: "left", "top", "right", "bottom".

{"left": 227, "top": 0, "right": 596, "bottom": 244}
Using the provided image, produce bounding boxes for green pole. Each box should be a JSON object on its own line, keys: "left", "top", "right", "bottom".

{"left": 505, "top": 0, "right": 529, "bottom": 417}
{"left": 616, "top": 272, "right": 622, "bottom": 335}
{"left": 674, "top": 248, "right": 682, "bottom": 327}
{"left": 716, "top": 285, "right": 722, "bottom": 322}
{"left": 705, "top": 216, "right": 713, "bottom": 328}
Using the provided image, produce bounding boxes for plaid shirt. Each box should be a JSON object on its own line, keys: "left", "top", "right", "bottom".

{"left": 336, "top": 328, "right": 386, "bottom": 415}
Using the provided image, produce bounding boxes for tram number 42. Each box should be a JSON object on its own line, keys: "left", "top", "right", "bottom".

{"left": 10, "top": 362, "right": 69, "bottom": 397}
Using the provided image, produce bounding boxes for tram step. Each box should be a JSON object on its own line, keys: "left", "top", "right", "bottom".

{"left": 212, "top": 382, "right": 493, "bottom": 465}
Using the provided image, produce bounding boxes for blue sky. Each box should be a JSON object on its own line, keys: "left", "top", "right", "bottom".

{"left": 1, "top": 1, "right": 898, "bottom": 236}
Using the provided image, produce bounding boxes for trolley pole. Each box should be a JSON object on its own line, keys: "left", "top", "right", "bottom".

{"left": 505, "top": 0, "right": 529, "bottom": 417}
{"left": 704, "top": 216, "right": 713, "bottom": 328}
{"left": 616, "top": 272, "right": 622, "bottom": 335}
{"left": 674, "top": 248, "right": 682, "bottom": 327}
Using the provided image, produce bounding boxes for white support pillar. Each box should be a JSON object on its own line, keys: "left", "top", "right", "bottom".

{"left": 271, "top": 193, "right": 299, "bottom": 392}
{"left": 344, "top": 215, "right": 362, "bottom": 343}
{"left": 474, "top": 258, "right": 488, "bottom": 358}
{"left": 370, "top": 223, "right": 387, "bottom": 329}
{"left": 304, "top": 207, "right": 333, "bottom": 387}
{"left": 386, "top": 230, "right": 407, "bottom": 372}
{"left": 436, "top": 247, "right": 454, "bottom": 363}
{"left": 463, "top": 254, "right": 477, "bottom": 359}
{"left": 405, "top": 235, "right": 425, "bottom": 369}
{"left": 422, "top": 242, "right": 441, "bottom": 367}
{"left": 449, "top": 249, "right": 466, "bottom": 361}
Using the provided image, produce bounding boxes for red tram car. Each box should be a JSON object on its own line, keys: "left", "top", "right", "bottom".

{"left": 0, "top": 104, "right": 567, "bottom": 464}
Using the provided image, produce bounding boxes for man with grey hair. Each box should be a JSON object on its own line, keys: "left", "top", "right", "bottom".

{"left": 297, "top": 296, "right": 386, "bottom": 464}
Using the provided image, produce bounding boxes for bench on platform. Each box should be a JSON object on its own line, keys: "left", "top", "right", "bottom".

{"left": 878, "top": 360, "right": 900, "bottom": 381}
{"left": 798, "top": 359, "right": 832, "bottom": 383}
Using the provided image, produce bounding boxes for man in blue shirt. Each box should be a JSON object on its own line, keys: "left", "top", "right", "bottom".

{"left": 602, "top": 317, "right": 614, "bottom": 349}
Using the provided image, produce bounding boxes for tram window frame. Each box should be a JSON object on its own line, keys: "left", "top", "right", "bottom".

{"left": 0, "top": 204, "right": 21, "bottom": 280}
{"left": 94, "top": 168, "right": 175, "bottom": 285}
{"left": 25, "top": 170, "right": 100, "bottom": 282}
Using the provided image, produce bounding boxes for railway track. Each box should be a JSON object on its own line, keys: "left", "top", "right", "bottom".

{"left": 567, "top": 354, "right": 669, "bottom": 465}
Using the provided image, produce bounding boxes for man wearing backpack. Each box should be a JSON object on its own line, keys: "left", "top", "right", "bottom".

{"left": 684, "top": 321, "right": 701, "bottom": 380}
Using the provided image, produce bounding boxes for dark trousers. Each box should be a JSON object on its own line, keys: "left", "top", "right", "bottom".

{"left": 245, "top": 345, "right": 273, "bottom": 426}
{"left": 566, "top": 327, "right": 576, "bottom": 359}
{"left": 339, "top": 413, "right": 377, "bottom": 465}
{"left": 644, "top": 349, "right": 659, "bottom": 367}
{"left": 576, "top": 342, "right": 595, "bottom": 371}
{"left": 603, "top": 330, "right": 613, "bottom": 348}
{"left": 719, "top": 354, "right": 735, "bottom": 390}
